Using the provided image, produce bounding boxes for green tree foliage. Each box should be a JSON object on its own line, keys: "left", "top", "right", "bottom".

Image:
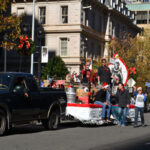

{"left": 0, "top": 0, "right": 21, "bottom": 50}
{"left": 0, "top": 0, "right": 9, "bottom": 12}
{"left": 42, "top": 56, "right": 69, "bottom": 79}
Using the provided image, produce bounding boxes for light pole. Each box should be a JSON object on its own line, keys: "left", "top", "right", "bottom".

{"left": 37, "top": 28, "right": 44, "bottom": 86}
{"left": 30, "top": 0, "right": 36, "bottom": 74}
{"left": 19, "top": 25, "right": 29, "bottom": 72}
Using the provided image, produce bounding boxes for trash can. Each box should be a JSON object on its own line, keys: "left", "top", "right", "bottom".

{"left": 66, "top": 87, "right": 76, "bottom": 103}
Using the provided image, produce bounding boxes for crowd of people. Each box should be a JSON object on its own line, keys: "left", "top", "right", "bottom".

{"left": 40, "top": 57, "right": 147, "bottom": 127}
{"left": 81, "top": 58, "right": 147, "bottom": 127}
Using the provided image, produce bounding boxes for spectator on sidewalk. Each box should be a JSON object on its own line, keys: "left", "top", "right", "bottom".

{"left": 94, "top": 82, "right": 111, "bottom": 122}
{"left": 133, "top": 86, "right": 147, "bottom": 127}
{"left": 115, "top": 83, "right": 130, "bottom": 127}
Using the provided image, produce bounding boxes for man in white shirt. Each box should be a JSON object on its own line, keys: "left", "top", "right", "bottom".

{"left": 133, "top": 86, "right": 147, "bottom": 127}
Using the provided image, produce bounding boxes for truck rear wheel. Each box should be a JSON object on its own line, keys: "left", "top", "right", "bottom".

{"left": 42, "top": 109, "right": 60, "bottom": 130}
{"left": 0, "top": 111, "right": 7, "bottom": 136}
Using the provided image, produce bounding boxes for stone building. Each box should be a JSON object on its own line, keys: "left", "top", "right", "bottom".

{"left": 10, "top": 0, "right": 140, "bottom": 74}
{"left": 126, "top": 0, "right": 150, "bottom": 33}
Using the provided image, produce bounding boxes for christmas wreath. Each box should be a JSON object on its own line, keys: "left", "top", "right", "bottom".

{"left": 16, "top": 35, "right": 35, "bottom": 55}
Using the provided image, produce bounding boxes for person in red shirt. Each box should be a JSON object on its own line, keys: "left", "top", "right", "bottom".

{"left": 82, "top": 64, "right": 92, "bottom": 84}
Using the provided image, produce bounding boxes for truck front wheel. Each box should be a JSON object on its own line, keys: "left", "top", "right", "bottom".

{"left": 0, "top": 111, "right": 7, "bottom": 136}
{"left": 42, "top": 109, "right": 60, "bottom": 130}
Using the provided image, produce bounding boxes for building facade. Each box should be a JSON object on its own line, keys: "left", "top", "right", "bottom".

{"left": 126, "top": 0, "right": 150, "bottom": 33}
{"left": 11, "top": 0, "right": 140, "bottom": 74}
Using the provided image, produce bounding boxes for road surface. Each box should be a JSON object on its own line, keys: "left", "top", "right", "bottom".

{"left": 1, "top": 113, "right": 150, "bottom": 150}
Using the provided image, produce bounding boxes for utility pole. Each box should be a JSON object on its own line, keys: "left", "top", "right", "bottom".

{"left": 30, "top": 0, "right": 36, "bottom": 74}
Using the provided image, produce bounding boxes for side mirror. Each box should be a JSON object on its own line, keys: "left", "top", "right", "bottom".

{"left": 13, "top": 85, "right": 24, "bottom": 93}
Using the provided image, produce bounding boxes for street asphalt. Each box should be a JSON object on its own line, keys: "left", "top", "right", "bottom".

{"left": 1, "top": 113, "right": 150, "bottom": 150}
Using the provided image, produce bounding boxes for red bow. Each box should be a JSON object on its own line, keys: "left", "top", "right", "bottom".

{"left": 130, "top": 67, "right": 136, "bottom": 75}
{"left": 18, "top": 36, "right": 30, "bottom": 49}
{"left": 104, "top": 67, "right": 108, "bottom": 72}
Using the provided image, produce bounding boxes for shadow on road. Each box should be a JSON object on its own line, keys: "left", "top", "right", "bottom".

{"left": 3, "top": 120, "right": 150, "bottom": 137}
{"left": 5, "top": 125, "right": 45, "bottom": 136}
{"left": 3, "top": 121, "right": 82, "bottom": 136}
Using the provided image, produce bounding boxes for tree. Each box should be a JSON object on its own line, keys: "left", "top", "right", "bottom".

{"left": 109, "top": 32, "right": 150, "bottom": 89}
{"left": 0, "top": 0, "right": 21, "bottom": 50}
{"left": 42, "top": 56, "right": 69, "bottom": 79}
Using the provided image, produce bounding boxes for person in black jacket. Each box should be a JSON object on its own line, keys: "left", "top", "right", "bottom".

{"left": 94, "top": 82, "right": 111, "bottom": 122}
{"left": 115, "top": 83, "right": 130, "bottom": 127}
{"left": 97, "top": 58, "right": 111, "bottom": 85}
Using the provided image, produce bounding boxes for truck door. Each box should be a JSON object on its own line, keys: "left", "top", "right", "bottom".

{"left": 11, "top": 76, "right": 39, "bottom": 122}
{"left": 25, "top": 76, "right": 41, "bottom": 120}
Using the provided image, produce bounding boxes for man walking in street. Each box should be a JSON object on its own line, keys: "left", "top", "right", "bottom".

{"left": 97, "top": 58, "right": 111, "bottom": 85}
{"left": 115, "top": 83, "right": 130, "bottom": 127}
{"left": 133, "top": 86, "right": 147, "bottom": 127}
{"left": 94, "top": 82, "right": 111, "bottom": 122}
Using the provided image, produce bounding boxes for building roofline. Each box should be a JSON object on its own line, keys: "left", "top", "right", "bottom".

{"left": 127, "top": 3, "right": 150, "bottom": 11}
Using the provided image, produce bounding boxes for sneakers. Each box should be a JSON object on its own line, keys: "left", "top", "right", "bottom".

{"left": 118, "top": 124, "right": 126, "bottom": 127}
{"left": 106, "top": 119, "right": 111, "bottom": 123}
{"left": 133, "top": 125, "right": 138, "bottom": 128}
{"left": 133, "top": 124, "right": 146, "bottom": 128}
{"left": 141, "top": 124, "right": 146, "bottom": 127}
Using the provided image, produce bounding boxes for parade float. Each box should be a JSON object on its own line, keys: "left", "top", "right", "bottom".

{"left": 65, "top": 54, "right": 136, "bottom": 125}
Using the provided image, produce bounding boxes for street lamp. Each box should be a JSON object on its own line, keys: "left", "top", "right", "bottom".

{"left": 22, "top": 24, "right": 29, "bottom": 34}
{"left": 19, "top": 25, "right": 29, "bottom": 72}
{"left": 31, "top": 0, "right": 36, "bottom": 74}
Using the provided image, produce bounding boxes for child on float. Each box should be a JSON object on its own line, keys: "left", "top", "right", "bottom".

{"left": 133, "top": 86, "right": 147, "bottom": 127}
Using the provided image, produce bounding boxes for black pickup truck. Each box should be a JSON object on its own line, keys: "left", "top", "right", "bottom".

{"left": 0, "top": 72, "right": 67, "bottom": 135}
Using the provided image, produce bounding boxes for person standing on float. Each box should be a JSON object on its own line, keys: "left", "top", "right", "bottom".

{"left": 97, "top": 58, "right": 111, "bottom": 86}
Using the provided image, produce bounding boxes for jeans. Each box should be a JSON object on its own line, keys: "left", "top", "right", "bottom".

{"left": 118, "top": 107, "right": 127, "bottom": 125}
{"left": 134, "top": 106, "right": 144, "bottom": 125}
{"left": 126, "top": 108, "right": 129, "bottom": 116}
{"left": 94, "top": 101, "right": 111, "bottom": 118}
{"left": 111, "top": 105, "right": 119, "bottom": 121}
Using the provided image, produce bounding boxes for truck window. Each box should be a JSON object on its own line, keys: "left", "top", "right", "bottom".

{"left": 0, "top": 74, "right": 12, "bottom": 90}
{"left": 13, "top": 77, "right": 28, "bottom": 92}
{"left": 26, "top": 77, "right": 38, "bottom": 92}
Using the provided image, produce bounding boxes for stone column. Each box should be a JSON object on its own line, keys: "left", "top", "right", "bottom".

{"left": 147, "top": 10, "right": 149, "bottom": 24}
{"left": 104, "top": 13, "right": 110, "bottom": 58}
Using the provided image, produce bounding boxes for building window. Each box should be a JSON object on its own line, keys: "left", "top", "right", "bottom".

{"left": 61, "top": 6, "right": 68, "bottom": 24}
{"left": 91, "top": 12, "right": 95, "bottom": 29}
{"left": 17, "top": 8, "right": 24, "bottom": 16}
{"left": 60, "top": 38, "right": 67, "bottom": 56}
{"left": 115, "top": 23, "right": 120, "bottom": 37}
{"left": 39, "top": 7, "right": 46, "bottom": 24}
{"left": 136, "top": 11, "right": 147, "bottom": 24}
{"left": 143, "top": 0, "right": 149, "bottom": 2}
{"left": 98, "top": 16, "right": 102, "bottom": 32}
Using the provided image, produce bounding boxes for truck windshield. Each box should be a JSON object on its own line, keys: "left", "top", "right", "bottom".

{"left": 0, "top": 74, "right": 12, "bottom": 90}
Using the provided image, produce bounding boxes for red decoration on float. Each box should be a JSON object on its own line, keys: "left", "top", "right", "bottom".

{"left": 130, "top": 67, "right": 136, "bottom": 75}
